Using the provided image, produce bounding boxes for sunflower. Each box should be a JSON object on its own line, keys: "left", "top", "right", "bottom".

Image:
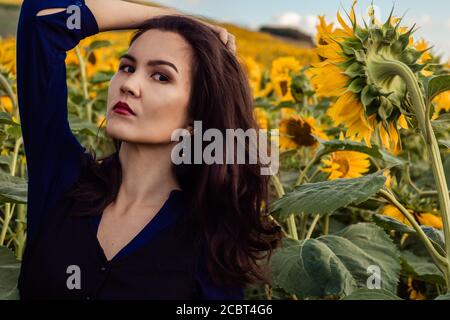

{"left": 253, "top": 107, "right": 269, "bottom": 129}
{"left": 380, "top": 204, "right": 443, "bottom": 229}
{"left": 320, "top": 150, "right": 371, "bottom": 180}
{"left": 271, "top": 57, "right": 302, "bottom": 102}
{"left": 310, "top": 1, "right": 428, "bottom": 155}
{"left": 380, "top": 204, "right": 413, "bottom": 227}
{"left": 432, "top": 91, "right": 450, "bottom": 119}
{"left": 0, "top": 96, "right": 13, "bottom": 113}
{"left": 407, "top": 277, "right": 427, "bottom": 300}
{"left": 278, "top": 108, "right": 328, "bottom": 151}
{"left": 240, "top": 55, "right": 263, "bottom": 98}
{"left": 0, "top": 37, "right": 16, "bottom": 75}
{"left": 96, "top": 114, "right": 107, "bottom": 128}
{"left": 416, "top": 212, "right": 443, "bottom": 229}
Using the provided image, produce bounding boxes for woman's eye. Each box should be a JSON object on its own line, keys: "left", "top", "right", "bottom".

{"left": 118, "top": 64, "right": 134, "bottom": 73}
{"left": 151, "top": 72, "right": 170, "bottom": 83}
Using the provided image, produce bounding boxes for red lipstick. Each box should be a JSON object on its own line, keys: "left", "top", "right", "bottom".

{"left": 113, "top": 101, "right": 136, "bottom": 116}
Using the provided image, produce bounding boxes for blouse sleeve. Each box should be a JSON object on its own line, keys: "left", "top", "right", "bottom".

{"left": 16, "top": 0, "right": 99, "bottom": 240}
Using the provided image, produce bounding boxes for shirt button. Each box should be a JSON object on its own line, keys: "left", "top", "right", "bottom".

{"left": 100, "top": 266, "right": 107, "bottom": 272}
{"left": 86, "top": 296, "right": 91, "bottom": 300}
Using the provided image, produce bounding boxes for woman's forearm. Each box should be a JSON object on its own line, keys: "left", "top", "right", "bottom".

{"left": 85, "top": 0, "right": 183, "bottom": 32}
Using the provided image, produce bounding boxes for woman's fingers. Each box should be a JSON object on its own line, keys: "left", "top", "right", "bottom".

{"left": 226, "top": 33, "right": 237, "bottom": 53}
{"left": 204, "top": 23, "right": 237, "bottom": 54}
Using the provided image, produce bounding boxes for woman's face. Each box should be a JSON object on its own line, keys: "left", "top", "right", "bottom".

{"left": 106, "top": 29, "right": 194, "bottom": 144}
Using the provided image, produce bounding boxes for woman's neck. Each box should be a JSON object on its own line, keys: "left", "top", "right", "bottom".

{"left": 115, "top": 141, "right": 180, "bottom": 209}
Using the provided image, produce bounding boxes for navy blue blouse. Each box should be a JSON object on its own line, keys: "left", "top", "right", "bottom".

{"left": 16, "top": 0, "right": 244, "bottom": 300}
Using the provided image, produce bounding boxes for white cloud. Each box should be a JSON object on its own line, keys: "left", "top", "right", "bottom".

{"left": 272, "top": 11, "right": 318, "bottom": 36}
{"left": 275, "top": 12, "right": 302, "bottom": 27}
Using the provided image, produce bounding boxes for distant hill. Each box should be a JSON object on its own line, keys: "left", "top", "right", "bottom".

{"left": 0, "top": 0, "right": 316, "bottom": 67}
{"left": 0, "top": 3, "right": 20, "bottom": 37}
{"left": 258, "top": 26, "right": 315, "bottom": 48}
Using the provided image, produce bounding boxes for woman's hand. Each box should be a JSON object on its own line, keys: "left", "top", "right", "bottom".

{"left": 200, "top": 22, "right": 237, "bottom": 54}
{"left": 87, "top": 0, "right": 237, "bottom": 54}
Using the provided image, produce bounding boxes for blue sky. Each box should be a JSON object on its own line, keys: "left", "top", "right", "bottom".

{"left": 156, "top": 0, "right": 450, "bottom": 59}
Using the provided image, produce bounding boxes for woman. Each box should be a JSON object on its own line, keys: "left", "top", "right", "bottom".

{"left": 16, "top": 0, "right": 282, "bottom": 300}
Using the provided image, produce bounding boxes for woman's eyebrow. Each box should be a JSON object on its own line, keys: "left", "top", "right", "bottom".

{"left": 119, "top": 53, "right": 179, "bottom": 74}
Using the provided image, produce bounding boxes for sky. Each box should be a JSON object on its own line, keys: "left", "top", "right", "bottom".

{"left": 156, "top": 0, "right": 450, "bottom": 60}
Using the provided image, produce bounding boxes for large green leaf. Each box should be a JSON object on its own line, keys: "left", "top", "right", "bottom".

{"left": 400, "top": 230, "right": 446, "bottom": 286}
{"left": 400, "top": 250, "right": 445, "bottom": 285}
{"left": 271, "top": 223, "right": 401, "bottom": 299}
{"left": 341, "top": 288, "right": 402, "bottom": 300}
{"left": 0, "top": 169, "right": 27, "bottom": 204}
{"left": 269, "top": 171, "right": 387, "bottom": 219}
{"left": 0, "top": 246, "right": 20, "bottom": 300}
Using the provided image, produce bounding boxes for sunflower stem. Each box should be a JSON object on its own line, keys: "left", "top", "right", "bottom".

{"left": 75, "top": 46, "right": 94, "bottom": 149}
{"left": 296, "top": 155, "right": 318, "bottom": 186}
{"left": 270, "top": 175, "right": 299, "bottom": 240}
{"left": 305, "top": 214, "right": 320, "bottom": 240}
{"left": 378, "top": 188, "right": 448, "bottom": 281}
{"left": 370, "top": 58, "right": 450, "bottom": 291}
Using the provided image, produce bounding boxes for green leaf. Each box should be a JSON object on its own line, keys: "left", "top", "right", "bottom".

{"left": 431, "top": 113, "right": 450, "bottom": 132}
{"left": 88, "top": 40, "right": 111, "bottom": 51}
{"left": 5, "top": 124, "right": 22, "bottom": 139}
{"left": 400, "top": 250, "right": 445, "bottom": 285}
{"left": 372, "top": 214, "right": 445, "bottom": 255}
{"left": 348, "top": 77, "right": 366, "bottom": 93}
{"left": 271, "top": 223, "right": 401, "bottom": 298}
{"left": 0, "top": 155, "right": 11, "bottom": 168}
{"left": 68, "top": 115, "right": 101, "bottom": 137}
{"left": 344, "top": 62, "right": 365, "bottom": 78}
{"left": 435, "top": 293, "right": 450, "bottom": 300}
{"left": 372, "top": 214, "right": 414, "bottom": 234}
{"left": 426, "top": 75, "right": 450, "bottom": 103}
{"left": 341, "top": 288, "right": 402, "bottom": 300}
{"left": 0, "top": 246, "right": 20, "bottom": 300}
{"left": 0, "top": 112, "right": 19, "bottom": 126}
{"left": 269, "top": 171, "right": 386, "bottom": 219}
{"left": 90, "top": 71, "right": 114, "bottom": 84}
{"left": 438, "top": 140, "right": 450, "bottom": 149}
{"left": 0, "top": 169, "right": 28, "bottom": 204}
{"left": 444, "top": 156, "right": 450, "bottom": 188}
{"left": 315, "top": 138, "right": 406, "bottom": 167}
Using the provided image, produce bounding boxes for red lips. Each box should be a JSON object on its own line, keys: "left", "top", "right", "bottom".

{"left": 113, "top": 101, "right": 136, "bottom": 116}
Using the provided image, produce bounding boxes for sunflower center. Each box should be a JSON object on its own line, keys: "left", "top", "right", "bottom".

{"left": 280, "top": 80, "right": 289, "bottom": 96}
{"left": 286, "top": 119, "right": 316, "bottom": 147}
{"left": 334, "top": 156, "right": 350, "bottom": 176}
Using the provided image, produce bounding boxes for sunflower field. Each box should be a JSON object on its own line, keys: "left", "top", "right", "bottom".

{"left": 1, "top": 0, "right": 450, "bottom": 300}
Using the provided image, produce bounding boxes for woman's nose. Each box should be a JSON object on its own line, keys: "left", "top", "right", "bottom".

{"left": 120, "top": 78, "right": 140, "bottom": 97}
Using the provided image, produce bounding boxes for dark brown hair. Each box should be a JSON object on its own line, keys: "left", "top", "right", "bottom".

{"left": 64, "top": 15, "right": 282, "bottom": 290}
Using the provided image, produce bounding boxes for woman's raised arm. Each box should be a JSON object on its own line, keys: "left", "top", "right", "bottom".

{"left": 17, "top": 0, "right": 101, "bottom": 241}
